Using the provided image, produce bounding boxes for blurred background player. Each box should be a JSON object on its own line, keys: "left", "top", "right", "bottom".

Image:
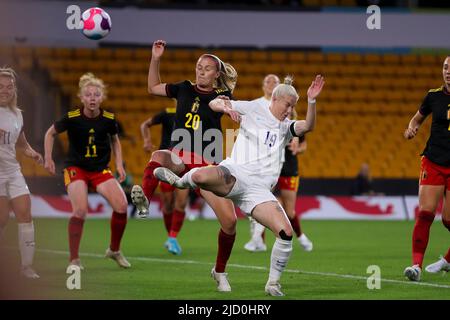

{"left": 155, "top": 75, "right": 324, "bottom": 295}
{"left": 244, "top": 74, "right": 313, "bottom": 253}
{"left": 0, "top": 68, "right": 43, "bottom": 279}
{"left": 131, "top": 40, "right": 240, "bottom": 291}
{"left": 44, "top": 73, "right": 131, "bottom": 269}
{"left": 403, "top": 56, "right": 450, "bottom": 281}
{"left": 140, "top": 106, "right": 190, "bottom": 254}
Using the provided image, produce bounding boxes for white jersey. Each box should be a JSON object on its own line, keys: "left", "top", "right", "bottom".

{"left": 221, "top": 99, "right": 295, "bottom": 189}
{"left": 252, "top": 96, "right": 270, "bottom": 108}
{"left": 0, "top": 107, "right": 23, "bottom": 176}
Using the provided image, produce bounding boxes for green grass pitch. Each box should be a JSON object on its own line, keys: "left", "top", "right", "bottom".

{"left": 1, "top": 218, "right": 449, "bottom": 300}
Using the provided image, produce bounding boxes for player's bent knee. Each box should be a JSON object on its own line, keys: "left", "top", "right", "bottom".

{"left": 419, "top": 204, "right": 438, "bottom": 214}
{"left": 191, "top": 170, "right": 207, "bottom": 185}
{"left": 443, "top": 219, "right": 450, "bottom": 232}
{"left": 73, "top": 208, "right": 88, "bottom": 218}
{"left": 221, "top": 218, "right": 237, "bottom": 234}
{"left": 115, "top": 202, "right": 128, "bottom": 214}
{"left": 279, "top": 229, "right": 293, "bottom": 241}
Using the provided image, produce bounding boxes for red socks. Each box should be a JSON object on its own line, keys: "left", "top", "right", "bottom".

{"left": 168, "top": 209, "right": 185, "bottom": 238}
{"left": 68, "top": 216, "right": 85, "bottom": 261}
{"left": 162, "top": 209, "right": 173, "bottom": 234}
{"left": 412, "top": 210, "right": 435, "bottom": 267}
{"left": 289, "top": 216, "right": 302, "bottom": 238}
{"left": 110, "top": 211, "right": 127, "bottom": 252}
{"left": 215, "top": 229, "right": 236, "bottom": 273}
{"left": 142, "top": 161, "right": 162, "bottom": 201}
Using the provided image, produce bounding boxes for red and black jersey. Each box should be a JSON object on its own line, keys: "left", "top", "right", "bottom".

{"left": 280, "top": 135, "right": 304, "bottom": 177}
{"left": 54, "top": 108, "right": 119, "bottom": 172}
{"left": 419, "top": 86, "right": 450, "bottom": 167}
{"left": 165, "top": 80, "right": 232, "bottom": 156}
{"left": 151, "top": 107, "right": 176, "bottom": 150}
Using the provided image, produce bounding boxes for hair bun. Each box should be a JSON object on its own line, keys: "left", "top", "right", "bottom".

{"left": 283, "top": 75, "right": 294, "bottom": 86}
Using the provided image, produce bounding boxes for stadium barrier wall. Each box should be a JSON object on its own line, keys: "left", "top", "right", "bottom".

{"left": 25, "top": 194, "right": 442, "bottom": 221}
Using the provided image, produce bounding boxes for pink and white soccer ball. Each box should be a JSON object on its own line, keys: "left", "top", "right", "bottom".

{"left": 81, "top": 7, "right": 112, "bottom": 40}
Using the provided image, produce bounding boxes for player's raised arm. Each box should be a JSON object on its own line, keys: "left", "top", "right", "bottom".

{"left": 293, "top": 75, "right": 324, "bottom": 137}
{"left": 209, "top": 96, "right": 242, "bottom": 123}
{"left": 148, "top": 40, "right": 168, "bottom": 96}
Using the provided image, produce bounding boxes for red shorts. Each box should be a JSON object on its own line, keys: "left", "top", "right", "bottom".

{"left": 419, "top": 156, "right": 450, "bottom": 190}
{"left": 159, "top": 181, "right": 175, "bottom": 193}
{"left": 277, "top": 176, "right": 300, "bottom": 191}
{"left": 63, "top": 166, "right": 114, "bottom": 189}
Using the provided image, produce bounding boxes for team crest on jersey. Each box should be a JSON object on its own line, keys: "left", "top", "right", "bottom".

{"left": 191, "top": 97, "right": 200, "bottom": 113}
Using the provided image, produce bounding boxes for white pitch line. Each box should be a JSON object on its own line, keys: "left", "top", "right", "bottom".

{"left": 38, "top": 248, "right": 450, "bottom": 290}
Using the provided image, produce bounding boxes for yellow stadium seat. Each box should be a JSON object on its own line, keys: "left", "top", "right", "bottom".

{"left": 74, "top": 48, "right": 93, "bottom": 59}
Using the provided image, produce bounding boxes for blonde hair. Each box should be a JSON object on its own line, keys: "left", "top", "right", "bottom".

{"left": 78, "top": 72, "right": 107, "bottom": 99}
{"left": 272, "top": 75, "right": 299, "bottom": 101}
{"left": 0, "top": 67, "right": 19, "bottom": 113}
{"left": 200, "top": 54, "right": 238, "bottom": 93}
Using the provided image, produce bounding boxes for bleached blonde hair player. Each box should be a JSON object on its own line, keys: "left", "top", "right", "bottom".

{"left": 0, "top": 67, "right": 44, "bottom": 279}
{"left": 154, "top": 75, "right": 325, "bottom": 296}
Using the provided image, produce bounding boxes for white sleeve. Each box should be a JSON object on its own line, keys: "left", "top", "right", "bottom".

{"left": 230, "top": 100, "right": 257, "bottom": 115}
{"left": 18, "top": 111, "right": 24, "bottom": 132}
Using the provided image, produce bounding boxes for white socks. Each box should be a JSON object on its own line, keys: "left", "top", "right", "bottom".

{"left": 269, "top": 238, "right": 292, "bottom": 283}
{"left": 252, "top": 220, "right": 266, "bottom": 242}
{"left": 18, "top": 222, "right": 35, "bottom": 267}
{"left": 178, "top": 168, "right": 200, "bottom": 189}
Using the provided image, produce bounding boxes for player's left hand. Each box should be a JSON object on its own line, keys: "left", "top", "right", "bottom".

{"left": 26, "top": 149, "right": 44, "bottom": 166}
{"left": 33, "top": 152, "right": 44, "bottom": 166}
{"left": 222, "top": 100, "right": 241, "bottom": 123}
{"left": 117, "top": 166, "right": 126, "bottom": 183}
{"left": 288, "top": 139, "right": 299, "bottom": 155}
{"left": 307, "top": 75, "right": 325, "bottom": 100}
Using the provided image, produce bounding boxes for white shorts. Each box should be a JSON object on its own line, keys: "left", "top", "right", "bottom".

{"left": 219, "top": 163, "right": 278, "bottom": 216}
{"left": 0, "top": 170, "right": 30, "bottom": 199}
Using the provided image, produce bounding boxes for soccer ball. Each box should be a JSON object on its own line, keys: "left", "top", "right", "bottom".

{"left": 80, "top": 7, "right": 111, "bottom": 40}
